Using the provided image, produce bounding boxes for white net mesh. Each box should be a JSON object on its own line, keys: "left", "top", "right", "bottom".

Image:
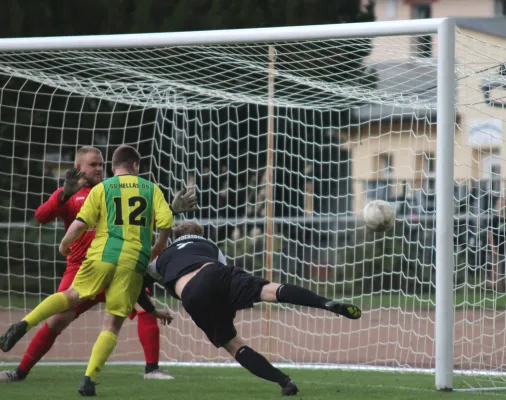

{"left": 1, "top": 26, "right": 506, "bottom": 391}
{"left": 452, "top": 30, "right": 506, "bottom": 391}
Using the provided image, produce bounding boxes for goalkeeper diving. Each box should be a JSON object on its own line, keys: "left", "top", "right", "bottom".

{"left": 142, "top": 220, "right": 362, "bottom": 396}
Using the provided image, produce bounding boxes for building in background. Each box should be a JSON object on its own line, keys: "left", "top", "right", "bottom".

{"left": 345, "top": 1, "right": 506, "bottom": 219}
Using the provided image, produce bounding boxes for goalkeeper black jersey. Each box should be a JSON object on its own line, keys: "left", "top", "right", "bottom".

{"left": 150, "top": 234, "right": 227, "bottom": 299}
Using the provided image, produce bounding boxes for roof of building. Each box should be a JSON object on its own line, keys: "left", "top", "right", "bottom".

{"left": 455, "top": 17, "right": 506, "bottom": 38}
{"left": 352, "top": 17, "right": 506, "bottom": 123}
{"left": 351, "top": 60, "right": 438, "bottom": 123}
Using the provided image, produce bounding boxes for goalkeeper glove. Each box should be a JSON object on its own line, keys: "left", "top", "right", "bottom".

{"left": 169, "top": 187, "right": 198, "bottom": 215}
{"left": 63, "top": 167, "right": 87, "bottom": 197}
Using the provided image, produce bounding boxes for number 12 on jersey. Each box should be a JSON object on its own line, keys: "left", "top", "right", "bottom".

{"left": 113, "top": 196, "right": 148, "bottom": 227}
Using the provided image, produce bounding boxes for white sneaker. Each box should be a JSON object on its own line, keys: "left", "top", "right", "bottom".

{"left": 144, "top": 368, "right": 175, "bottom": 380}
{"left": 0, "top": 370, "right": 23, "bottom": 382}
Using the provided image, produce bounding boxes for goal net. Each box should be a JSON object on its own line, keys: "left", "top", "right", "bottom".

{"left": 1, "top": 19, "right": 506, "bottom": 391}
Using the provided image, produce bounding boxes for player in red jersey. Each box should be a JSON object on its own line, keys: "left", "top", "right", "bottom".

{"left": 0, "top": 146, "right": 173, "bottom": 382}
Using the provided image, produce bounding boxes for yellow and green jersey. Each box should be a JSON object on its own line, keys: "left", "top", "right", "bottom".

{"left": 76, "top": 175, "right": 174, "bottom": 274}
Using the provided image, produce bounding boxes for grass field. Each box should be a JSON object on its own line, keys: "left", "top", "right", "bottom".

{"left": 0, "top": 365, "right": 505, "bottom": 400}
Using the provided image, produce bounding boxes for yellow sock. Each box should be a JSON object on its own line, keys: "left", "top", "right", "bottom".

{"left": 23, "top": 292, "right": 70, "bottom": 330}
{"left": 85, "top": 331, "right": 118, "bottom": 381}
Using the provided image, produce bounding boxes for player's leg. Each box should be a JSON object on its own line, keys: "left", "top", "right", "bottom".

{"left": 78, "top": 312, "right": 125, "bottom": 396}
{"left": 0, "top": 292, "right": 74, "bottom": 352}
{"left": 1, "top": 285, "right": 106, "bottom": 381}
{"left": 260, "top": 282, "right": 361, "bottom": 319}
{"left": 222, "top": 336, "right": 298, "bottom": 396}
{"left": 16, "top": 296, "right": 103, "bottom": 380}
{"left": 180, "top": 267, "right": 298, "bottom": 396}
{"left": 132, "top": 281, "right": 172, "bottom": 379}
{"left": 0, "top": 260, "right": 116, "bottom": 353}
{"left": 0, "top": 310, "right": 77, "bottom": 382}
{"left": 223, "top": 265, "right": 360, "bottom": 319}
{"left": 0, "top": 270, "right": 78, "bottom": 381}
{"left": 78, "top": 265, "right": 143, "bottom": 396}
{"left": 134, "top": 298, "right": 174, "bottom": 379}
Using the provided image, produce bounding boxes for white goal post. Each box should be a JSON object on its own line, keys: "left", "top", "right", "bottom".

{"left": 2, "top": 17, "right": 506, "bottom": 392}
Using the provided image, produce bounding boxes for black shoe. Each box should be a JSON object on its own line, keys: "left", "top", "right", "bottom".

{"left": 0, "top": 321, "right": 28, "bottom": 352}
{"left": 281, "top": 378, "right": 299, "bottom": 396}
{"left": 78, "top": 376, "right": 97, "bottom": 397}
{"left": 325, "top": 300, "right": 362, "bottom": 319}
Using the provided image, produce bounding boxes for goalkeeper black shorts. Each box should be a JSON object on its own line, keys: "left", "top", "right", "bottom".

{"left": 180, "top": 263, "right": 269, "bottom": 348}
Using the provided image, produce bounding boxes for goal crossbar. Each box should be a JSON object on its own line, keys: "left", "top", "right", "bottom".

{"left": 0, "top": 18, "right": 445, "bottom": 51}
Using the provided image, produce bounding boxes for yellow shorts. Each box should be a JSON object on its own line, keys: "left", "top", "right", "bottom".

{"left": 71, "top": 259, "right": 144, "bottom": 318}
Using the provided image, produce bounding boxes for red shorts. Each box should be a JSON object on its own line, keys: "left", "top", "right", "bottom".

{"left": 57, "top": 264, "right": 150, "bottom": 319}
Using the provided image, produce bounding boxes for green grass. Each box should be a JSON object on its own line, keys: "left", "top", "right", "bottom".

{"left": 2, "top": 290, "right": 506, "bottom": 311}
{"left": 0, "top": 365, "right": 504, "bottom": 400}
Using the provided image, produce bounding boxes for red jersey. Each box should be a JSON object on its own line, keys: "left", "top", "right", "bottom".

{"left": 35, "top": 186, "right": 96, "bottom": 271}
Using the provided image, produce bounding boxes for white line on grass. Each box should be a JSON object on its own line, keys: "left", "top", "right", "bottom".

{"left": 3, "top": 364, "right": 504, "bottom": 397}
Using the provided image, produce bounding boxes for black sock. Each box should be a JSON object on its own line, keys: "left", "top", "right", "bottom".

{"left": 15, "top": 367, "right": 27, "bottom": 379}
{"left": 145, "top": 363, "right": 159, "bottom": 374}
{"left": 235, "top": 346, "right": 288, "bottom": 385}
{"left": 276, "top": 284, "right": 329, "bottom": 309}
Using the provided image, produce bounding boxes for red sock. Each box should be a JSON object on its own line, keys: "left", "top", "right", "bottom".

{"left": 18, "top": 323, "right": 60, "bottom": 375}
{"left": 137, "top": 312, "right": 160, "bottom": 365}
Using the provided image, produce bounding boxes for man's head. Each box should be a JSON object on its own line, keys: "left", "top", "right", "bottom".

{"left": 172, "top": 221, "right": 205, "bottom": 239}
{"left": 112, "top": 145, "right": 141, "bottom": 175}
{"left": 75, "top": 146, "right": 104, "bottom": 187}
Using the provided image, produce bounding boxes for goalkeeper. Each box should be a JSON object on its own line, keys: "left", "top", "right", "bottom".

{"left": 144, "top": 220, "right": 362, "bottom": 396}
{"left": 0, "top": 145, "right": 198, "bottom": 396}
{"left": 0, "top": 146, "right": 174, "bottom": 382}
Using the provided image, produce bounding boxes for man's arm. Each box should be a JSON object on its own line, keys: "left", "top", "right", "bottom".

{"left": 151, "top": 228, "right": 172, "bottom": 261}
{"left": 136, "top": 275, "right": 173, "bottom": 325}
{"left": 152, "top": 185, "right": 174, "bottom": 230}
{"left": 34, "top": 189, "right": 67, "bottom": 224}
{"left": 75, "top": 184, "right": 102, "bottom": 228}
{"left": 136, "top": 279, "right": 156, "bottom": 314}
{"left": 59, "top": 220, "right": 88, "bottom": 256}
{"left": 59, "top": 184, "right": 102, "bottom": 256}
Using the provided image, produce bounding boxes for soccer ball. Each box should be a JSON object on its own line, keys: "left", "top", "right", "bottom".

{"left": 362, "top": 200, "right": 395, "bottom": 233}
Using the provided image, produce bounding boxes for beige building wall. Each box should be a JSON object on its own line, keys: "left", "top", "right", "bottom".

{"left": 367, "top": 0, "right": 496, "bottom": 21}
{"left": 365, "top": 0, "right": 499, "bottom": 67}
{"left": 345, "top": 120, "right": 438, "bottom": 213}
{"left": 347, "top": 1, "right": 506, "bottom": 213}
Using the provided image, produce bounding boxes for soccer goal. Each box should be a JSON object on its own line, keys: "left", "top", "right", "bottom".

{"left": 1, "top": 17, "right": 506, "bottom": 392}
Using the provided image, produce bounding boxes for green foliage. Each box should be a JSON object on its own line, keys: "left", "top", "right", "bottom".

{"left": 0, "top": 0, "right": 377, "bottom": 292}
{"left": 219, "top": 234, "right": 284, "bottom": 277}
{"left": 218, "top": 222, "right": 441, "bottom": 297}
{"left": 0, "top": 1, "right": 375, "bottom": 37}
{"left": 339, "top": 232, "right": 435, "bottom": 295}
{"left": 0, "top": 224, "right": 65, "bottom": 294}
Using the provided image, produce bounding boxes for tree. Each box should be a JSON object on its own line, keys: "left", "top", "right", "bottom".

{"left": 0, "top": 0, "right": 375, "bottom": 292}
{"left": 0, "top": 0, "right": 375, "bottom": 219}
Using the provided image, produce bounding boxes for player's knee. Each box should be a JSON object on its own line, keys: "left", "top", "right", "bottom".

{"left": 63, "top": 287, "right": 81, "bottom": 305}
{"left": 223, "top": 336, "right": 244, "bottom": 357}
{"left": 102, "top": 313, "right": 125, "bottom": 335}
{"left": 46, "top": 310, "right": 76, "bottom": 333}
{"left": 259, "top": 283, "right": 280, "bottom": 302}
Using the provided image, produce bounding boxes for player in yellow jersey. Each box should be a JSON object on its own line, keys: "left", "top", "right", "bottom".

{"left": 0, "top": 145, "right": 198, "bottom": 396}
